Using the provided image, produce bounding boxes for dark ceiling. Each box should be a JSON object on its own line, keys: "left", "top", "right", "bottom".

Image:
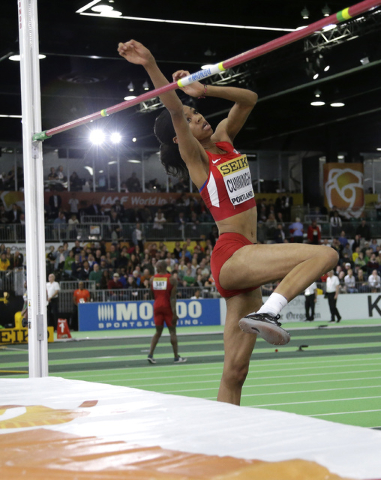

{"left": 1, "top": 0, "right": 381, "bottom": 156}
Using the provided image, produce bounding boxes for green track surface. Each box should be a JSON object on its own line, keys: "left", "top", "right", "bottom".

{"left": 2, "top": 320, "right": 381, "bottom": 430}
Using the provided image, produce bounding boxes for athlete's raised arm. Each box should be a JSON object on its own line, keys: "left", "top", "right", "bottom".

{"left": 118, "top": 41, "right": 207, "bottom": 175}
{"left": 174, "top": 70, "right": 258, "bottom": 143}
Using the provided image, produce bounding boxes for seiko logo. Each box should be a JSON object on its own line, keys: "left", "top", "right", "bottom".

{"left": 217, "top": 155, "right": 249, "bottom": 176}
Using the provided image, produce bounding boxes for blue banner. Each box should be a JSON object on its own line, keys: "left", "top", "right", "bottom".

{"left": 79, "top": 299, "right": 221, "bottom": 331}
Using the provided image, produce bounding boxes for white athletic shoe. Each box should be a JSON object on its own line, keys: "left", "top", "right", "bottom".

{"left": 147, "top": 355, "right": 156, "bottom": 364}
{"left": 174, "top": 356, "right": 187, "bottom": 364}
{"left": 239, "top": 313, "right": 291, "bottom": 345}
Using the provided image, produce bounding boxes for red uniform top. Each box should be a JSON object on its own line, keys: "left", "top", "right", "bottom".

{"left": 199, "top": 141, "right": 256, "bottom": 221}
{"left": 73, "top": 288, "right": 91, "bottom": 304}
{"left": 151, "top": 273, "right": 173, "bottom": 310}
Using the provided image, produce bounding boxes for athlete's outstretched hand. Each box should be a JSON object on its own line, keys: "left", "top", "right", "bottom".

{"left": 173, "top": 70, "right": 205, "bottom": 98}
{"left": 118, "top": 40, "right": 154, "bottom": 67}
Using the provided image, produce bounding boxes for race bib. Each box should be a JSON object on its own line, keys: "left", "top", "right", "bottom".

{"left": 153, "top": 277, "right": 168, "bottom": 290}
{"left": 217, "top": 155, "right": 254, "bottom": 206}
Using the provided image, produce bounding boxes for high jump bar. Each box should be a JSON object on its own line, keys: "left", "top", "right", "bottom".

{"left": 33, "top": 0, "right": 381, "bottom": 141}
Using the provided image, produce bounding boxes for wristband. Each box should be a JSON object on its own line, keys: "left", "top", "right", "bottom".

{"left": 198, "top": 84, "right": 208, "bottom": 99}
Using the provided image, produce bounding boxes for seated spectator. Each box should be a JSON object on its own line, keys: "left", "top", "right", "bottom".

{"left": 68, "top": 214, "right": 79, "bottom": 239}
{"left": 338, "top": 270, "right": 346, "bottom": 293}
{"left": 368, "top": 269, "right": 381, "bottom": 292}
{"left": 71, "top": 254, "right": 83, "bottom": 279}
{"left": 53, "top": 212, "right": 66, "bottom": 239}
{"left": 330, "top": 211, "right": 342, "bottom": 236}
{"left": 344, "top": 269, "right": 358, "bottom": 293}
{"left": 265, "top": 213, "right": 277, "bottom": 241}
{"left": 126, "top": 172, "right": 141, "bottom": 192}
{"left": 64, "top": 250, "right": 75, "bottom": 275}
{"left": 307, "top": 220, "right": 321, "bottom": 245}
{"left": 177, "top": 212, "right": 187, "bottom": 231}
{"left": 70, "top": 171, "right": 82, "bottom": 191}
{"left": 191, "top": 289, "right": 202, "bottom": 299}
{"left": 153, "top": 210, "right": 166, "bottom": 230}
{"left": 356, "top": 219, "right": 371, "bottom": 242}
{"left": 274, "top": 223, "right": 286, "bottom": 243}
{"left": 8, "top": 204, "right": 21, "bottom": 224}
{"left": 131, "top": 223, "right": 144, "bottom": 250}
{"left": 80, "top": 261, "right": 91, "bottom": 280}
{"left": 13, "top": 250, "right": 24, "bottom": 269}
{"left": 48, "top": 167, "right": 58, "bottom": 181}
{"left": 289, "top": 217, "right": 304, "bottom": 243}
{"left": 107, "top": 272, "right": 124, "bottom": 290}
{"left": 367, "top": 253, "right": 379, "bottom": 275}
{"left": 0, "top": 252, "right": 10, "bottom": 271}
{"left": 99, "top": 270, "right": 111, "bottom": 289}
{"left": 56, "top": 165, "right": 66, "bottom": 182}
{"left": 89, "top": 263, "right": 102, "bottom": 289}
{"left": 183, "top": 266, "right": 196, "bottom": 286}
{"left": 356, "top": 268, "right": 369, "bottom": 293}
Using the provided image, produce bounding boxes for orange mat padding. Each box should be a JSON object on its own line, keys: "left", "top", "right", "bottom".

{"left": 0, "top": 428, "right": 353, "bottom": 480}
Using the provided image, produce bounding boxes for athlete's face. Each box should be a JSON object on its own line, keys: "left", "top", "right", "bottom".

{"left": 182, "top": 106, "right": 212, "bottom": 140}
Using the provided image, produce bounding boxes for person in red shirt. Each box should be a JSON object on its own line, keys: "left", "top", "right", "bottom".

{"left": 148, "top": 260, "right": 186, "bottom": 364}
{"left": 73, "top": 281, "right": 91, "bottom": 305}
{"left": 73, "top": 281, "right": 91, "bottom": 330}
{"left": 307, "top": 220, "right": 321, "bottom": 245}
{"left": 118, "top": 40, "right": 338, "bottom": 405}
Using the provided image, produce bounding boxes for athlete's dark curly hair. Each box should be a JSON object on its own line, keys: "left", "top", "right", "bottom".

{"left": 154, "top": 109, "right": 189, "bottom": 179}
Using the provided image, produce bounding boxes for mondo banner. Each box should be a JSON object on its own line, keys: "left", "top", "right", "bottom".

{"left": 324, "top": 163, "right": 364, "bottom": 218}
{"left": 79, "top": 299, "right": 221, "bottom": 331}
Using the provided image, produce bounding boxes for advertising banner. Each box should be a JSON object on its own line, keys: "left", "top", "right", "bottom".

{"left": 280, "top": 293, "right": 381, "bottom": 323}
{"left": 323, "top": 163, "right": 364, "bottom": 218}
{"left": 79, "top": 298, "right": 221, "bottom": 331}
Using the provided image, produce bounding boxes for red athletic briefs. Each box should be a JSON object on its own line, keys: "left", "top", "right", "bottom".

{"left": 153, "top": 307, "right": 174, "bottom": 328}
{"left": 211, "top": 232, "right": 259, "bottom": 298}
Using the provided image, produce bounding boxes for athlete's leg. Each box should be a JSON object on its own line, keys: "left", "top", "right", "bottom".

{"left": 149, "top": 325, "right": 164, "bottom": 356}
{"left": 220, "top": 243, "right": 338, "bottom": 303}
{"left": 217, "top": 289, "right": 261, "bottom": 405}
{"left": 168, "top": 325, "right": 179, "bottom": 358}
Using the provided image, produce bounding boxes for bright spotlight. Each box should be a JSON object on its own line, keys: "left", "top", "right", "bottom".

{"left": 143, "top": 81, "right": 150, "bottom": 91}
{"left": 124, "top": 95, "right": 137, "bottom": 100}
{"left": 324, "top": 65, "right": 330, "bottom": 72}
{"left": 132, "top": 137, "right": 137, "bottom": 142}
{"left": 311, "top": 101, "right": 325, "bottom": 106}
{"left": 313, "top": 73, "right": 319, "bottom": 80}
{"left": 331, "top": 102, "right": 345, "bottom": 107}
{"left": 90, "top": 130, "right": 105, "bottom": 145}
{"left": 9, "top": 54, "right": 46, "bottom": 61}
{"left": 110, "top": 132, "right": 122, "bottom": 144}
{"left": 91, "top": 5, "right": 113, "bottom": 12}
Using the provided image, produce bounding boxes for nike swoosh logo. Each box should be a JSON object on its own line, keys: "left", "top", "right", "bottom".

{"left": 211, "top": 158, "right": 221, "bottom": 164}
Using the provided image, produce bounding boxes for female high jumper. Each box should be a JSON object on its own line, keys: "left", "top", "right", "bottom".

{"left": 118, "top": 40, "right": 338, "bottom": 405}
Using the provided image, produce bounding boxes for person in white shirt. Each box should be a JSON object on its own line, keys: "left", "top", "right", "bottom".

{"left": 326, "top": 270, "right": 342, "bottom": 323}
{"left": 368, "top": 269, "right": 381, "bottom": 293}
{"left": 304, "top": 281, "right": 317, "bottom": 321}
{"left": 46, "top": 273, "right": 60, "bottom": 330}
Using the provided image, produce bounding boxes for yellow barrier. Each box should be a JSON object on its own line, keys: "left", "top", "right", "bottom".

{"left": 0, "top": 324, "right": 54, "bottom": 344}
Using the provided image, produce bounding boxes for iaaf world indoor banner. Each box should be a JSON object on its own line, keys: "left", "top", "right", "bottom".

{"left": 323, "top": 163, "right": 364, "bottom": 218}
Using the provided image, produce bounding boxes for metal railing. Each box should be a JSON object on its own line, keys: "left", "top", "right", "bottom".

{"left": 56, "top": 279, "right": 380, "bottom": 317}
{"left": 0, "top": 269, "right": 25, "bottom": 296}
{"left": 1, "top": 220, "right": 381, "bottom": 243}
{"left": 58, "top": 285, "right": 219, "bottom": 314}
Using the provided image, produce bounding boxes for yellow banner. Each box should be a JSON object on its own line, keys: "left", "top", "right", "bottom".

{"left": 324, "top": 163, "right": 364, "bottom": 218}
{"left": 0, "top": 327, "right": 54, "bottom": 344}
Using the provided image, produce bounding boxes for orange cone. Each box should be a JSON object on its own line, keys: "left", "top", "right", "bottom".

{"left": 57, "top": 318, "right": 72, "bottom": 339}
